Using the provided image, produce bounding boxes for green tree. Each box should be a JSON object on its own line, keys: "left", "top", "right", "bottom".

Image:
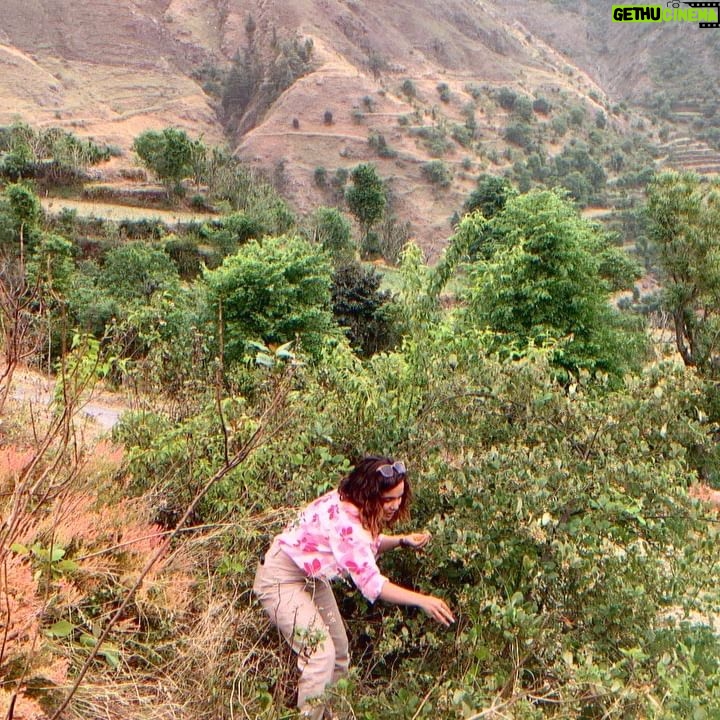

{"left": 462, "top": 174, "right": 517, "bottom": 219}
{"left": 646, "top": 171, "right": 720, "bottom": 373}
{"left": 201, "top": 212, "right": 266, "bottom": 258}
{"left": 461, "top": 189, "right": 644, "bottom": 378}
{"left": 345, "top": 163, "right": 386, "bottom": 257}
{"left": 27, "top": 233, "right": 75, "bottom": 297}
{"left": 203, "top": 235, "right": 336, "bottom": 361}
{"left": 133, "top": 128, "right": 196, "bottom": 196}
{"left": 307, "top": 207, "right": 355, "bottom": 265}
{"left": 6, "top": 183, "right": 41, "bottom": 232}
{"left": 99, "top": 243, "right": 180, "bottom": 304}
{"left": 331, "top": 262, "right": 397, "bottom": 356}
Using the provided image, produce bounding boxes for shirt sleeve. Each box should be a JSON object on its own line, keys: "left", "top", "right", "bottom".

{"left": 328, "top": 518, "right": 388, "bottom": 603}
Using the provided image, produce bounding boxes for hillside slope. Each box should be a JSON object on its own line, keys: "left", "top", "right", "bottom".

{"left": 2, "top": 0, "right": 718, "bottom": 255}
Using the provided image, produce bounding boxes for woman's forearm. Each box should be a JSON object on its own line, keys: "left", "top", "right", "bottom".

{"left": 378, "top": 580, "right": 425, "bottom": 606}
{"left": 378, "top": 580, "right": 455, "bottom": 626}
{"left": 378, "top": 534, "right": 405, "bottom": 553}
{"left": 377, "top": 531, "right": 430, "bottom": 554}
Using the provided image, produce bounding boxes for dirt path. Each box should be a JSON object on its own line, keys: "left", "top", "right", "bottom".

{"left": 6, "top": 366, "right": 127, "bottom": 432}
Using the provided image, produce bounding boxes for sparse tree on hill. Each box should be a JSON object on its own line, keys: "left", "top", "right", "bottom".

{"left": 133, "top": 128, "right": 195, "bottom": 198}
{"left": 647, "top": 171, "right": 720, "bottom": 375}
{"left": 345, "top": 163, "right": 386, "bottom": 258}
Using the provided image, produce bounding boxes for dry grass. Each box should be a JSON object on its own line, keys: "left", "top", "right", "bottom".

{"left": 39, "top": 197, "right": 217, "bottom": 225}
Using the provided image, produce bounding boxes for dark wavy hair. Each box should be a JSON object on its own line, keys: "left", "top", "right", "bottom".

{"left": 338, "top": 456, "right": 411, "bottom": 536}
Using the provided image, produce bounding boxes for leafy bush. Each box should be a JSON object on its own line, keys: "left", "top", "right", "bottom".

{"left": 451, "top": 123, "right": 474, "bottom": 148}
{"left": 202, "top": 234, "right": 336, "bottom": 362}
{"left": 569, "top": 106, "right": 585, "bottom": 126}
{"left": 200, "top": 212, "right": 265, "bottom": 257}
{"left": 437, "top": 82, "right": 451, "bottom": 103}
{"left": 331, "top": 262, "right": 398, "bottom": 356}
{"left": 408, "top": 126, "right": 453, "bottom": 157}
{"left": 462, "top": 174, "right": 517, "bottom": 220}
{"left": 133, "top": 128, "right": 197, "bottom": 196}
{"left": 497, "top": 87, "right": 517, "bottom": 110}
{"left": 401, "top": 79, "right": 417, "bottom": 99}
{"left": 362, "top": 95, "right": 376, "bottom": 112}
{"left": 504, "top": 122, "right": 534, "bottom": 150}
{"left": 512, "top": 95, "right": 534, "bottom": 122}
{"left": 421, "top": 160, "right": 453, "bottom": 188}
{"left": 0, "top": 123, "right": 112, "bottom": 182}
{"left": 346, "top": 163, "right": 387, "bottom": 252}
{"left": 308, "top": 206, "right": 355, "bottom": 264}
{"left": 314, "top": 166, "right": 328, "bottom": 187}
{"left": 461, "top": 189, "right": 645, "bottom": 379}
{"left": 368, "top": 132, "right": 398, "bottom": 158}
{"left": 533, "top": 97, "right": 552, "bottom": 115}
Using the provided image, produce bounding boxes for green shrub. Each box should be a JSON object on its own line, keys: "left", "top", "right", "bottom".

{"left": 368, "top": 132, "right": 398, "bottom": 158}
{"left": 401, "top": 79, "right": 417, "bottom": 98}
{"left": 308, "top": 206, "right": 355, "bottom": 264}
{"left": 331, "top": 261, "right": 398, "bottom": 356}
{"left": 504, "top": 122, "right": 534, "bottom": 149}
{"left": 465, "top": 83, "right": 483, "bottom": 100}
{"left": 512, "top": 96, "right": 534, "bottom": 122}
{"left": 497, "top": 86, "right": 517, "bottom": 110}
{"left": 314, "top": 166, "right": 328, "bottom": 187}
{"left": 421, "top": 160, "right": 453, "bottom": 188}
{"left": 451, "top": 124, "right": 473, "bottom": 148}
{"left": 362, "top": 95, "right": 376, "bottom": 112}
{"left": 532, "top": 96, "right": 551, "bottom": 115}
{"left": 437, "top": 82, "right": 451, "bottom": 103}
{"left": 202, "top": 234, "right": 336, "bottom": 362}
{"left": 568, "top": 106, "right": 585, "bottom": 126}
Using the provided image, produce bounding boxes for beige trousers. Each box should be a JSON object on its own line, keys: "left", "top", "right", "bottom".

{"left": 253, "top": 539, "right": 350, "bottom": 710}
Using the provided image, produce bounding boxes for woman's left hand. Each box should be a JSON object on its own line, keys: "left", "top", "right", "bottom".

{"left": 402, "top": 532, "right": 431, "bottom": 550}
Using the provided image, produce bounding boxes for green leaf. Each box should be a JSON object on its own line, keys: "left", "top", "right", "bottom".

{"left": 98, "top": 643, "right": 121, "bottom": 668}
{"left": 54, "top": 559, "right": 79, "bottom": 573}
{"left": 275, "top": 340, "right": 295, "bottom": 359}
{"left": 79, "top": 633, "right": 96, "bottom": 647}
{"left": 101, "top": 650, "right": 120, "bottom": 668}
{"left": 246, "top": 340, "right": 270, "bottom": 353}
{"left": 10, "top": 543, "right": 28, "bottom": 555}
{"left": 47, "top": 620, "right": 75, "bottom": 638}
{"left": 255, "top": 352, "right": 274, "bottom": 367}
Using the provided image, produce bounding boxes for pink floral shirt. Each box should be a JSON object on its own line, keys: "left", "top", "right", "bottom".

{"left": 277, "top": 490, "right": 388, "bottom": 602}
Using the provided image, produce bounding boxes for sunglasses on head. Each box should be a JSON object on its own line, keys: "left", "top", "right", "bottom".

{"left": 377, "top": 460, "right": 406, "bottom": 478}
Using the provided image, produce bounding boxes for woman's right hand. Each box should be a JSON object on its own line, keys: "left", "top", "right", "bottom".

{"left": 419, "top": 594, "right": 455, "bottom": 626}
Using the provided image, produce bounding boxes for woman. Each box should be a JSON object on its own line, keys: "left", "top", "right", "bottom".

{"left": 253, "top": 456, "right": 454, "bottom": 719}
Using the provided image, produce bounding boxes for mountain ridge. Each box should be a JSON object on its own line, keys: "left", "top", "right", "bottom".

{"left": 2, "top": 0, "right": 719, "bottom": 255}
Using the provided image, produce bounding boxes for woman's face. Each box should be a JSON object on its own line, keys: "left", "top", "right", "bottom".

{"left": 380, "top": 481, "right": 405, "bottom": 522}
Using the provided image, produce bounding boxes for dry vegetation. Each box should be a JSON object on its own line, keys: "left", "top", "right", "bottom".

{"left": 0, "top": 359, "right": 298, "bottom": 720}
